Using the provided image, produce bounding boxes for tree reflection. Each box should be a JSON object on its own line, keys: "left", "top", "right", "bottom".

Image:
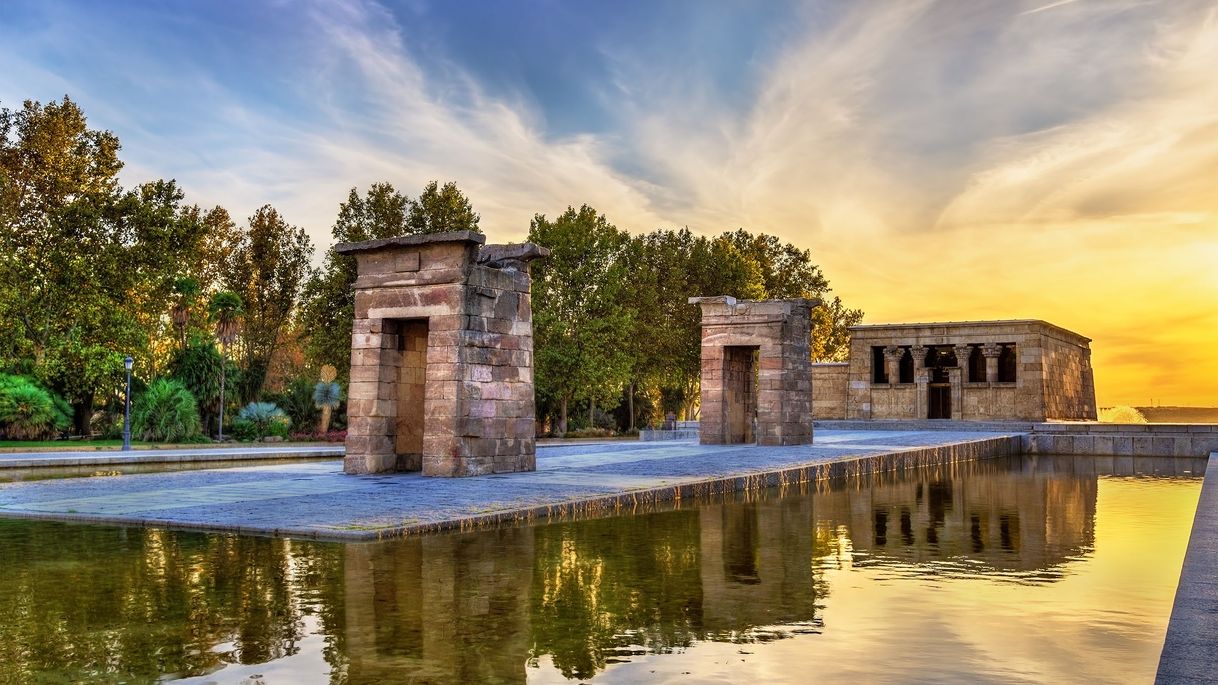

{"left": 0, "top": 454, "right": 1178, "bottom": 683}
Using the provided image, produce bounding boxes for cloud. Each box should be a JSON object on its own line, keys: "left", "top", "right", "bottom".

{"left": 3, "top": 0, "right": 1215, "bottom": 404}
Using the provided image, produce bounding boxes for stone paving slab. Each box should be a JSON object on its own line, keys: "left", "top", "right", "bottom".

{"left": 1156, "top": 452, "right": 1218, "bottom": 684}
{"left": 0, "top": 430, "right": 1021, "bottom": 540}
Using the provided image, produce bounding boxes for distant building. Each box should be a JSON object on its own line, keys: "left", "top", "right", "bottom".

{"left": 812, "top": 320, "right": 1097, "bottom": 421}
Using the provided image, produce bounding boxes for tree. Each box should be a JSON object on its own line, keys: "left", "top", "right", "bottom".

{"left": 407, "top": 180, "right": 480, "bottom": 235}
{"left": 529, "top": 205, "right": 633, "bottom": 434}
{"left": 0, "top": 98, "right": 218, "bottom": 432}
{"left": 222, "top": 206, "right": 313, "bottom": 399}
{"left": 209, "top": 291, "right": 242, "bottom": 439}
{"left": 299, "top": 181, "right": 481, "bottom": 378}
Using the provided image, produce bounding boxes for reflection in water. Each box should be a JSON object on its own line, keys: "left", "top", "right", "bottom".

{"left": 0, "top": 455, "right": 1202, "bottom": 684}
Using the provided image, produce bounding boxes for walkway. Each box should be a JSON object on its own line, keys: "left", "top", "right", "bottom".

{"left": 1156, "top": 451, "right": 1218, "bottom": 684}
{"left": 0, "top": 430, "right": 1019, "bottom": 540}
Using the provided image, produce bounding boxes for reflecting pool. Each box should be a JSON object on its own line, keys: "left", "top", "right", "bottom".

{"left": 0, "top": 455, "right": 1203, "bottom": 684}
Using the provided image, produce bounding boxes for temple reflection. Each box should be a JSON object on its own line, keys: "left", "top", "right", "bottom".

{"left": 0, "top": 455, "right": 1199, "bottom": 683}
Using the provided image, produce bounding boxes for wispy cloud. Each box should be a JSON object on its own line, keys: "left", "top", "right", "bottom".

{"left": 1, "top": 0, "right": 1215, "bottom": 404}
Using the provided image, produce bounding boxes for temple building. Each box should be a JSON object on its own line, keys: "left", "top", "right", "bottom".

{"left": 812, "top": 320, "right": 1097, "bottom": 422}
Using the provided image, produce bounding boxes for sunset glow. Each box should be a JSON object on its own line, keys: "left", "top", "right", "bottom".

{"left": 3, "top": 0, "right": 1215, "bottom": 405}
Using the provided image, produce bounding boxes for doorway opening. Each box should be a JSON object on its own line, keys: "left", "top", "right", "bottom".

{"left": 390, "top": 319, "right": 429, "bottom": 470}
{"left": 723, "top": 346, "right": 759, "bottom": 444}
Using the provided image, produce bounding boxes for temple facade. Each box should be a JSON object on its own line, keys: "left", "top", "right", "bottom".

{"left": 812, "top": 320, "right": 1097, "bottom": 422}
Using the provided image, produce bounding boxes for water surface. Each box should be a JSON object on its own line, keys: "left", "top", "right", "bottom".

{"left": 0, "top": 455, "right": 1202, "bottom": 684}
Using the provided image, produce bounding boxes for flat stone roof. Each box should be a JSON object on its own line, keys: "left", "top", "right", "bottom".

{"left": 849, "top": 319, "right": 1091, "bottom": 345}
{"left": 334, "top": 229, "right": 485, "bottom": 255}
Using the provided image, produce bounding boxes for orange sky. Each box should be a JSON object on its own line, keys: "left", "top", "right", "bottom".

{"left": 8, "top": 0, "right": 1212, "bottom": 405}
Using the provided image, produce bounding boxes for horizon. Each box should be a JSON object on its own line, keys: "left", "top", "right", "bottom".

{"left": 2, "top": 0, "right": 1215, "bottom": 406}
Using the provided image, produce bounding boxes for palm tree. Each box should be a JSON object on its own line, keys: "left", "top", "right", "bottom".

{"left": 170, "top": 277, "right": 200, "bottom": 348}
{"left": 208, "top": 291, "right": 243, "bottom": 440}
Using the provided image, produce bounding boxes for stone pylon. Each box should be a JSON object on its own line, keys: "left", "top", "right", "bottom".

{"left": 336, "top": 231, "right": 549, "bottom": 476}
{"left": 689, "top": 296, "right": 817, "bottom": 446}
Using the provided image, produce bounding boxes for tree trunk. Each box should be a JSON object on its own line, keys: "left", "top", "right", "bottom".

{"left": 319, "top": 405, "right": 332, "bottom": 434}
{"left": 628, "top": 383, "right": 635, "bottom": 431}
{"left": 559, "top": 396, "right": 568, "bottom": 436}
{"left": 589, "top": 398, "right": 595, "bottom": 427}
{"left": 72, "top": 396, "right": 93, "bottom": 436}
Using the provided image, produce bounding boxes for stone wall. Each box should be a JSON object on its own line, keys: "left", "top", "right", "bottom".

{"left": 690, "top": 296, "right": 816, "bottom": 446}
{"left": 1041, "top": 331, "right": 1097, "bottom": 420}
{"left": 338, "top": 231, "right": 548, "bottom": 476}
{"left": 811, "top": 362, "right": 848, "bottom": 420}
{"left": 844, "top": 320, "right": 1094, "bottom": 422}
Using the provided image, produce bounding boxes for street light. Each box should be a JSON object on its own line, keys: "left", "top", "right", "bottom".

{"left": 122, "top": 355, "right": 134, "bottom": 451}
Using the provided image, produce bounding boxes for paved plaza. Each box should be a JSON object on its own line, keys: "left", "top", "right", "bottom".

{"left": 0, "top": 430, "right": 1017, "bottom": 539}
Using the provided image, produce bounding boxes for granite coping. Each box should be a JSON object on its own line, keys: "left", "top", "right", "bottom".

{"left": 0, "top": 430, "right": 1021, "bottom": 541}
{"left": 1156, "top": 451, "right": 1218, "bottom": 684}
{"left": 0, "top": 445, "right": 345, "bottom": 469}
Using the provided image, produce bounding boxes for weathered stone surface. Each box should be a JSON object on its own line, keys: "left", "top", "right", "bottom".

{"left": 689, "top": 296, "right": 818, "bottom": 446}
{"left": 341, "top": 232, "right": 548, "bottom": 477}
{"left": 840, "top": 319, "right": 1096, "bottom": 422}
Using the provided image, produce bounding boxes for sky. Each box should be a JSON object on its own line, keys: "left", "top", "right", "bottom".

{"left": 1, "top": 0, "right": 1216, "bottom": 407}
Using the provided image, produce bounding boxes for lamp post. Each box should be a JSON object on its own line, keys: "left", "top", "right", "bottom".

{"left": 218, "top": 356, "right": 226, "bottom": 442}
{"left": 122, "top": 355, "right": 134, "bottom": 451}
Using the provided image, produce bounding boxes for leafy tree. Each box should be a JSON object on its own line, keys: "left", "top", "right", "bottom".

{"left": 407, "top": 180, "right": 481, "bottom": 235}
{"left": 299, "top": 183, "right": 410, "bottom": 376}
{"left": 529, "top": 205, "right": 634, "bottom": 434}
{"left": 299, "top": 181, "right": 481, "bottom": 377}
{"left": 222, "top": 205, "right": 313, "bottom": 399}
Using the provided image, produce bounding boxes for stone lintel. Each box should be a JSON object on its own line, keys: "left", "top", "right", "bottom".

{"left": 478, "top": 242, "right": 551, "bottom": 267}
{"left": 335, "top": 230, "right": 486, "bottom": 255}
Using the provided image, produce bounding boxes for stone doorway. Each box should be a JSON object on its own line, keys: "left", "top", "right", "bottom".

{"left": 928, "top": 383, "right": 951, "bottom": 419}
{"left": 391, "top": 319, "right": 428, "bottom": 470}
{"left": 723, "top": 346, "right": 759, "bottom": 444}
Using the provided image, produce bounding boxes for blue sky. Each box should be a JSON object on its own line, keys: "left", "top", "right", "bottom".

{"left": 2, "top": 0, "right": 1217, "bottom": 404}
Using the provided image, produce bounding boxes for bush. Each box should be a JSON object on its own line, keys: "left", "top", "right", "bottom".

{"left": 264, "top": 378, "right": 319, "bottom": 433}
{"left": 132, "top": 379, "right": 203, "bottom": 442}
{"left": 563, "top": 427, "right": 617, "bottom": 439}
{"left": 235, "top": 402, "right": 290, "bottom": 440}
{"left": 0, "top": 375, "right": 61, "bottom": 439}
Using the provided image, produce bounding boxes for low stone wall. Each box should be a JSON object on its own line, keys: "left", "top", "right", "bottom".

{"left": 815, "top": 420, "right": 1218, "bottom": 457}
{"left": 639, "top": 429, "right": 700, "bottom": 441}
{"left": 811, "top": 362, "right": 849, "bottom": 419}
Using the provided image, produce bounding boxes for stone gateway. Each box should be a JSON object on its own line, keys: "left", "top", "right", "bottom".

{"left": 689, "top": 296, "right": 818, "bottom": 446}
{"left": 336, "top": 231, "right": 549, "bottom": 476}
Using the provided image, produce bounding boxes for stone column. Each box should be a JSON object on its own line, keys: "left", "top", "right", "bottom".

{"left": 883, "top": 345, "right": 903, "bottom": 386}
{"left": 911, "top": 345, "right": 927, "bottom": 419}
{"left": 948, "top": 367, "right": 964, "bottom": 421}
{"left": 953, "top": 344, "right": 972, "bottom": 371}
{"left": 982, "top": 343, "right": 1001, "bottom": 384}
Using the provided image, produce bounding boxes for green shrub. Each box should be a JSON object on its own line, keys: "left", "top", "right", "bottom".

{"left": 264, "top": 378, "right": 319, "bottom": 432}
{"left": 167, "top": 335, "right": 224, "bottom": 410}
{"left": 0, "top": 375, "right": 60, "bottom": 439}
{"left": 236, "top": 402, "right": 290, "bottom": 440}
{"left": 132, "top": 379, "right": 203, "bottom": 442}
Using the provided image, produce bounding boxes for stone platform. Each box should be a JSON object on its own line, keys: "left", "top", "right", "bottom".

{"left": 0, "top": 430, "right": 1019, "bottom": 540}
